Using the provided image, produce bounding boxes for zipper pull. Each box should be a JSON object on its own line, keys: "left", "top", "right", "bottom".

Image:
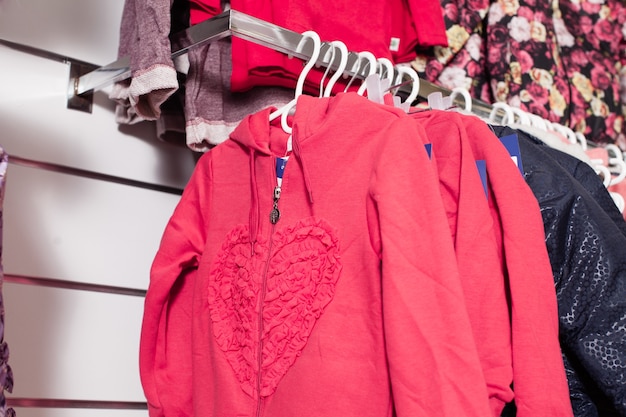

{"left": 269, "top": 186, "right": 281, "bottom": 224}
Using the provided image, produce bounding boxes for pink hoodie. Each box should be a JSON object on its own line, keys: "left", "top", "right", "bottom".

{"left": 140, "top": 92, "right": 492, "bottom": 417}
{"left": 460, "top": 114, "right": 574, "bottom": 417}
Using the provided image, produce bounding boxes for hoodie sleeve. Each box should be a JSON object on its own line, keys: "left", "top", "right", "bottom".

{"left": 140, "top": 154, "right": 213, "bottom": 417}
{"left": 369, "top": 117, "right": 493, "bottom": 417}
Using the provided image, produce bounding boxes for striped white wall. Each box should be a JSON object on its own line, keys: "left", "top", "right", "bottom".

{"left": 0, "top": 0, "right": 196, "bottom": 415}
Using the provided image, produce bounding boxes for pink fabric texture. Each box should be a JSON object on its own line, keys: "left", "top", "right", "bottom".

{"left": 208, "top": 218, "right": 341, "bottom": 397}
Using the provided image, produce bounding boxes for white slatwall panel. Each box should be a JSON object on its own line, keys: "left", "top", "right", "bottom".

{"left": 0, "top": 0, "right": 197, "bottom": 415}
{"left": 0, "top": 0, "right": 125, "bottom": 66}
{"left": 3, "top": 285, "right": 145, "bottom": 401}
{"left": 3, "top": 165, "right": 182, "bottom": 289}
{"left": 0, "top": 46, "right": 194, "bottom": 191}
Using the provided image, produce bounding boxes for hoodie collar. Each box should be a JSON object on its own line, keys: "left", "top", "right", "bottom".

{"left": 230, "top": 96, "right": 330, "bottom": 250}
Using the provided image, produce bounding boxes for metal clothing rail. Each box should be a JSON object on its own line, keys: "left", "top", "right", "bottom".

{"left": 7, "top": 398, "right": 148, "bottom": 410}
{"left": 70, "top": 9, "right": 496, "bottom": 117}
{"left": 4, "top": 274, "right": 147, "bottom": 298}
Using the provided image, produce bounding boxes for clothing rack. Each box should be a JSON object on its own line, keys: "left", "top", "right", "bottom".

{"left": 69, "top": 9, "right": 496, "bottom": 118}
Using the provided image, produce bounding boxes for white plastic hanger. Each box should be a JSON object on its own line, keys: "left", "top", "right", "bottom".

{"left": 376, "top": 57, "right": 395, "bottom": 86}
{"left": 488, "top": 102, "right": 515, "bottom": 125}
{"left": 269, "top": 31, "right": 322, "bottom": 134}
{"left": 551, "top": 123, "right": 574, "bottom": 143}
{"left": 321, "top": 41, "right": 349, "bottom": 97}
{"left": 392, "top": 65, "right": 420, "bottom": 107}
{"left": 318, "top": 43, "right": 337, "bottom": 97}
{"left": 449, "top": 86, "right": 472, "bottom": 112}
{"left": 605, "top": 143, "right": 626, "bottom": 212}
{"left": 427, "top": 91, "right": 451, "bottom": 110}
{"left": 364, "top": 57, "right": 394, "bottom": 105}
{"left": 343, "top": 51, "right": 377, "bottom": 95}
{"left": 509, "top": 106, "right": 531, "bottom": 126}
{"left": 593, "top": 162, "right": 613, "bottom": 188}
{"left": 605, "top": 144, "right": 626, "bottom": 186}
{"left": 575, "top": 132, "right": 588, "bottom": 151}
{"left": 529, "top": 113, "right": 550, "bottom": 131}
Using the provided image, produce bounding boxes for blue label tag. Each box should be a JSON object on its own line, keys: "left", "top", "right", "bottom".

{"left": 424, "top": 143, "right": 432, "bottom": 160}
{"left": 499, "top": 133, "right": 524, "bottom": 175}
{"left": 276, "top": 157, "right": 288, "bottom": 180}
{"left": 475, "top": 160, "right": 488, "bottom": 199}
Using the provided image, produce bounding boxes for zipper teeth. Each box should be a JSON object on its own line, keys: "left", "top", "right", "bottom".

{"left": 256, "top": 164, "right": 279, "bottom": 417}
{"left": 256, "top": 223, "right": 275, "bottom": 417}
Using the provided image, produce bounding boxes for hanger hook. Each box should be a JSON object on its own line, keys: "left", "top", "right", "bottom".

{"left": 489, "top": 102, "right": 515, "bottom": 125}
{"left": 319, "top": 42, "right": 336, "bottom": 97}
{"left": 376, "top": 57, "right": 395, "bottom": 84}
{"left": 344, "top": 53, "right": 362, "bottom": 93}
{"left": 552, "top": 123, "right": 579, "bottom": 145}
{"left": 449, "top": 87, "right": 472, "bottom": 112}
{"left": 268, "top": 30, "right": 321, "bottom": 133}
{"left": 392, "top": 65, "right": 420, "bottom": 105}
{"left": 346, "top": 51, "right": 377, "bottom": 95}
{"left": 322, "top": 41, "right": 349, "bottom": 97}
{"left": 292, "top": 31, "right": 322, "bottom": 98}
{"left": 509, "top": 106, "right": 531, "bottom": 126}
{"left": 575, "top": 131, "right": 588, "bottom": 151}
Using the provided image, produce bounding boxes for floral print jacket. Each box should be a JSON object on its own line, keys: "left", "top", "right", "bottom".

{"left": 411, "top": 0, "right": 626, "bottom": 147}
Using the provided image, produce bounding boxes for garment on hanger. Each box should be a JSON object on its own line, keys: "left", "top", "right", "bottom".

{"left": 410, "top": 110, "right": 514, "bottom": 417}
{"left": 153, "top": 0, "right": 191, "bottom": 145}
{"left": 556, "top": 0, "right": 626, "bottom": 147}
{"left": 457, "top": 115, "right": 573, "bottom": 417}
{"left": 110, "top": 0, "right": 187, "bottom": 124}
{"left": 508, "top": 123, "right": 595, "bottom": 168}
{"left": 0, "top": 149, "right": 14, "bottom": 417}
{"left": 410, "top": 0, "right": 626, "bottom": 146}
{"left": 189, "top": 0, "right": 447, "bottom": 94}
{"left": 154, "top": 74, "right": 188, "bottom": 146}
{"left": 408, "top": 0, "right": 491, "bottom": 100}
{"left": 141, "top": 92, "right": 495, "bottom": 417}
{"left": 386, "top": 0, "right": 451, "bottom": 62}
{"left": 111, "top": 0, "right": 295, "bottom": 150}
{"left": 491, "top": 125, "right": 626, "bottom": 417}
{"left": 109, "top": 0, "right": 142, "bottom": 124}
{"left": 129, "top": 0, "right": 179, "bottom": 120}
{"left": 528, "top": 134, "right": 626, "bottom": 236}
{"left": 184, "top": 38, "right": 294, "bottom": 151}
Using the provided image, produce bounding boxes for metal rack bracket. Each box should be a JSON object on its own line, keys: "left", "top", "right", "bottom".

{"left": 67, "top": 60, "right": 99, "bottom": 112}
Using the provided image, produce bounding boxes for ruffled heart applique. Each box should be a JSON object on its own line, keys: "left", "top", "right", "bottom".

{"left": 207, "top": 217, "right": 342, "bottom": 398}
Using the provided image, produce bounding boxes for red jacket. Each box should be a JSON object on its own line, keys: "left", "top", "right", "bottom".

{"left": 140, "top": 93, "right": 492, "bottom": 417}
{"left": 411, "top": 110, "right": 515, "bottom": 416}
{"left": 460, "top": 113, "right": 574, "bottom": 417}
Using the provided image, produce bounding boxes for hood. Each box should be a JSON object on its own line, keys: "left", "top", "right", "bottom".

{"left": 229, "top": 95, "right": 336, "bottom": 251}
{"left": 229, "top": 94, "right": 334, "bottom": 154}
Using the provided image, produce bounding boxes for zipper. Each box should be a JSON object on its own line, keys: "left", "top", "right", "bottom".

{"left": 256, "top": 168, "right": 283, "bottom": 417}
{"left": 255, "top": 221, "right": 274, "bottom": 417}
{"left": 269, "top": 186, "right": 281, "bottom": 224}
